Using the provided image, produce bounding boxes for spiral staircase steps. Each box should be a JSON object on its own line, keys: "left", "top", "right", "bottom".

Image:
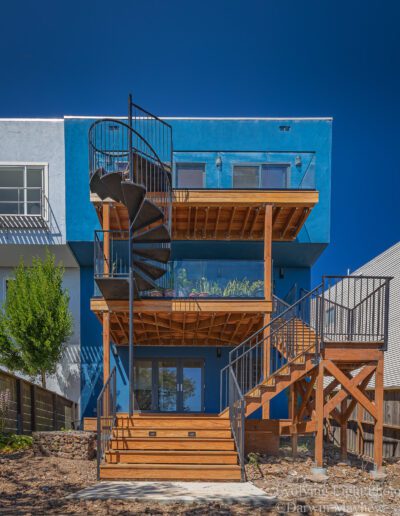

{"left": 100, "top": 172, "right": 125, "bottom": 204}
{"left": 133, "top": 259, "right": 166, "bottom": 280}
{"left": 90, "top": 168, "right": 111, "bottom": 200}
{"left": 133, "top": 247, "right": 171, "bottom": 264}
{"left": 132, "top": 199, "right": 164, "bottom": 232}
{"left": 134, "top": 270, "right": 158, "bottom": 292}
{"left": 133, "top": 224, "right": 171, "bottom": 244}
{"left": 121, "top": 181, "right": 146, "bottom": 221}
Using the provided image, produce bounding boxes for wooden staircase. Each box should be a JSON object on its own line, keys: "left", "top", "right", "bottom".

{"left": 100, "top": 414, "right": 242, "bottom": 481}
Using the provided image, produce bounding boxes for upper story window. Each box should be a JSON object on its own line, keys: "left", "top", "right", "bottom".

{"left": 176, "top": 163, "right": 205, "bottom": 188}
{"left": 0, "top": 165, "right": 45, "bottom": 216}
{"left": 233, "top": 164, "right": 290, "bottom": 189}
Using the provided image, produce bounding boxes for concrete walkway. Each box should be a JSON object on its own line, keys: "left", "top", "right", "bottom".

{"left": 70, "top": 481, "right": 276, "bottom": 506}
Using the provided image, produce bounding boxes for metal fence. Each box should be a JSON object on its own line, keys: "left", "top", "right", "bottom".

{"left": 0, "top": 369, "right": 78, "bottom": 434}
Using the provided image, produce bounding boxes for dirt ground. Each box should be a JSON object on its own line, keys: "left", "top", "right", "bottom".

{"left": 0, "top": 446, "right": 399, "bottom": 515}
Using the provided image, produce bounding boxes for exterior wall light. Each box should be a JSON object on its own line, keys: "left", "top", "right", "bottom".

{"left": 215, "top": 155, "right": 222, "bottom": 168}
{"left": 295, "top": 155, "right": 302, "bottom": 167}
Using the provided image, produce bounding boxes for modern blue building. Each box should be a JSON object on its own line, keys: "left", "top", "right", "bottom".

{"left": 62, "top": 110, "right": 332, "bottom": 419}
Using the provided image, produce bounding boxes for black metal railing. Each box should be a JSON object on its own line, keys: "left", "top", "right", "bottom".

{"left": 220, "top": 275, "right": 392, "bottom": 413}
{"left": 96, "top": 367, "right": 117, "bottom": 480}
{"left": 89, "top": 118, "right": 172, "bottom": 230}
{"left": 228, "top": 366, "right": 245, "bottom": 481}
{"left": 321, "top": 276, "right": 391, "bottom": 349}
{"left": 220, "top": 287, "right": 323, "bottom": 411}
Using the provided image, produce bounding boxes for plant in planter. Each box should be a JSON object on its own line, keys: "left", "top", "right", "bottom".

{"left": 176, "top": 268, "right": 193, "bottom": 297}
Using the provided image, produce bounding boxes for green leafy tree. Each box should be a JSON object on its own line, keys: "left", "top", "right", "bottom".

{"left": 0, "top": 251, "right": 73, "bottom": 388}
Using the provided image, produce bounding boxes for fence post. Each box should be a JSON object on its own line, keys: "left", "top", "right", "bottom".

{"left": 52, "top": 393, "right": 57, "bottom": 430}
{"left": 16, "top": 379, "right": 24, "bottom": 435}
{"left": 30, "top": 385, "right": 36, "bottom": 432}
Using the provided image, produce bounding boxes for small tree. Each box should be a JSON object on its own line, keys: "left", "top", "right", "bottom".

{"left": 0, "top": 251, "right": 73, "bottom": 388}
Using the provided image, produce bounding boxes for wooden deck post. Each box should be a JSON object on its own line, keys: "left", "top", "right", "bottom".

{"left": 289, "top": 383, "right": 298, "bottom": 457}
{"left": 374, "top": 354, "right": 384, "bottom": 471}
{"left": 262, "top": 205, "right": 272, "bottom": 420}
{"left": 103, "top": 312, "right": 111, "bottom": 384}
{"left": 340, "top": 398, "right": 347, "bottom": 462}
{"left": 315, "top": 360, "right": 325, "bottom": 467}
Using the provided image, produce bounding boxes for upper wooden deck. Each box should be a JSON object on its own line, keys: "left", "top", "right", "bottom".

{"left": 91, "top": 188, "right": 318, "bottom": 241}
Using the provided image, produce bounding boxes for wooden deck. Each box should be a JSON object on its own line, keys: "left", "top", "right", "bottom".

{"left": 91, "top": 189, "right": 318, "bottom": 241}
{"left": 90, "top": 298, "right": 271, "bottom": 346}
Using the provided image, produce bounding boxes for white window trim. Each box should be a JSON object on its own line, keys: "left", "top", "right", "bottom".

{"left": 232, "top": 162, "right": 291, "bottom": 189}
{"left": 175, "top": 162, "right": 206, "bottom": 189}
{"left": 0, "top": 162, "right": 49, "bottom": 219}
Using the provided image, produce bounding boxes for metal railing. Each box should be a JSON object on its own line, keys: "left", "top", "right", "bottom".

{"left": 97, "top": 367, "right": 117, "bottom": 480}
{"left": 228, "top": 367, "right": 245, "bottom": 481}
{"left": 0, "top": 187, "right": 62, "bottom": 235}
{"left": 321, "top": 276, "right": 392, "bottom": 349}
{"left": 89, "top": 118, "right": 172, "bottom": 230}
{"left": 221, "top": 275, "right": 392, "bottom": 412}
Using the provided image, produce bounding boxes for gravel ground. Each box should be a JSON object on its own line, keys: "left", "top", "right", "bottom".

{"left": 0, "top": 446, "right": 400, "bottom": 515}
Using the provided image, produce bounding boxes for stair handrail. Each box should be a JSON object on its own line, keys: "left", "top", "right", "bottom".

{"left": 228, "top": 365, "right": 245, "bottom": 481}
{"left": 97, "top": 367, "right": 117, "bottom": 480}
{"left": 89, "top": 119, "right": 172, "bottom": 184}
{"left": 220, "top": 285, "right": 323, "bottom": 411}
{"left": 231, "top": 284, "right": 323, "bottom": 362}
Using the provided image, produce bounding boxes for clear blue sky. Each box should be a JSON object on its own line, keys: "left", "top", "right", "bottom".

{"left": 1, "top": 0, "right": 399, "bottom": 282}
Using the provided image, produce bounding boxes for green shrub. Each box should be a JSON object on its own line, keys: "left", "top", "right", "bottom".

{"left": 0, "top": 433, "right": 33, "bottom": 452}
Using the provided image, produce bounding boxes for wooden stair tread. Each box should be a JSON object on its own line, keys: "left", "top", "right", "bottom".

{"left": 108, "top": 449, "right": 237, "bottom": 455}
{"left": 101, "top": 463, "right": 240, "bottom": 470}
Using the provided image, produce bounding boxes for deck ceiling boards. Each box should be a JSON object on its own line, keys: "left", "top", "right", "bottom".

{"left": 107, "top": 311, "right": 263, "bottom": 346}
{"left": 91, "top": 189, "right": 318, "bottom": 241}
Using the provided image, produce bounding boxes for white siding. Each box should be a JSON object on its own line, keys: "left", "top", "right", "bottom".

{"left": 352, "top": 242, "right": 400, "bottom": 387}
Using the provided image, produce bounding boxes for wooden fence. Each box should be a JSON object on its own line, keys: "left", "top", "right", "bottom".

{"left": 328, "top": 388, "right": 400, "bottom": 460}
{"left": 0, "top": 369, "right": 78, "bottom": 434}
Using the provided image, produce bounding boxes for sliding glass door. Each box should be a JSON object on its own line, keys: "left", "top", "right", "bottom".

{"left": 134, "top": 358, "right": 204, "bottom": 412}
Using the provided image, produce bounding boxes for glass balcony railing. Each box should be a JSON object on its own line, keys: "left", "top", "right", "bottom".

{"left": 145, "top": 260, "right": 264, "bottom": 299}
{"left": 173, "top": 151, "right": 316, "bottom": 190}
{"left": 94, "top": 231, "right": 264, "bottom": 299}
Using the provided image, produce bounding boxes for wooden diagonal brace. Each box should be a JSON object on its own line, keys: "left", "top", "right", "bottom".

{"left": 323, "top": 361, "right": 378, "bottom": 420}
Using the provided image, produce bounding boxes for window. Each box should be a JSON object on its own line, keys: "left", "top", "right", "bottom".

{"left": 232, "top": 166, "right": 259, "bottom": 188}
{"left": 176, "top": 163, "right": 205, "bottom": 188}
{"left": 233, "top": 164, "right": 290, "bottom": 189}
{"left": 0, "top": 165, "right": 45, "bottom": 215}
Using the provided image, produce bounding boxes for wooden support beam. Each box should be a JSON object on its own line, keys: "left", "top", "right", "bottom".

{"left": 289, "top": 383, "right": 298, "bottom": 457}
{"left": 103, "top": 312, "right": 110, "bottom": 384}
{"left": 340, "top": 398, "right": 347, "bottom": 462}
{"left": 323, "top": 361, "right": 378, "bottom": 420}
{"left": 374, "top": 355, "right": 384, "bottom": 470}
{"left": 263, "top": 205, "right": 272, "bottom": 300}
{"left": 297, "top": 369, "right": 318, "bottom": 421}
{"left": 323, "top": 365, "right": 376, "bottom": 419}
{"left": 315, "top": 360, "right": 325, "bottom": 467}
{"left": 262, "top": 205, "right": 272, "bottom": 420}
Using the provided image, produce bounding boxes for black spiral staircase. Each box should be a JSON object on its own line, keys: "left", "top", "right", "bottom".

{"left": 89, "top": 99, "right": 172, "bottom": 301}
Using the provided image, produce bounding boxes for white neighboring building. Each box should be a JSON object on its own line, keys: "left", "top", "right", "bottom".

{"left": 0, "top": 119, "right": 80, "bottom": 403}
{"left": 351, "top": 241, "right": 400, "bottom": 388}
